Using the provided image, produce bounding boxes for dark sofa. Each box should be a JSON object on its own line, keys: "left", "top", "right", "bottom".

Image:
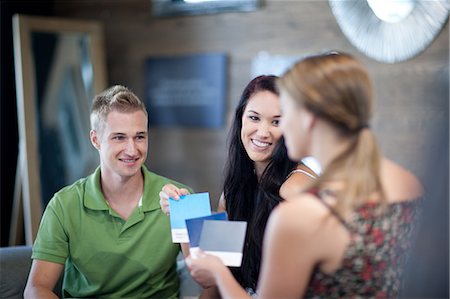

{"left": 0, "top": 246, "right": 52, "bottom": 298}
{"left": 0, "top": 246, "right": 200, "bottom": 299}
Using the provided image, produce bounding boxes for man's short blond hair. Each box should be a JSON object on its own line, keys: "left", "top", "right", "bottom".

{"left": 90, "top": 85, "right": 147, "bottom": 132}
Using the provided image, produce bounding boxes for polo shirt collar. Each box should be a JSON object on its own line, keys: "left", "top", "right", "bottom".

{"left": 84, "top": 167, "right": 108, "bottom": 210}
{"left": 140, "top": 165, "right": 162, "bottom": 212}
{"left": 84, "top": 165, "right": 161, "bottom": 212}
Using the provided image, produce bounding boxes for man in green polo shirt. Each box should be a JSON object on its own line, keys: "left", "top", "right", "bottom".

{"left": 24, "top": 85, "right": 193, "bottom": 298}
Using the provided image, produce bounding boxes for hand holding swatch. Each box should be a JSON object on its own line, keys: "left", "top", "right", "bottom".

{"left": 186, "top": 212, "right": 247, "bottom": 267}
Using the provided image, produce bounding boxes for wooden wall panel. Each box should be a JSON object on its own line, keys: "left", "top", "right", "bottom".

{"left": 53, "top": 0, "right": 449, "bottom": 208}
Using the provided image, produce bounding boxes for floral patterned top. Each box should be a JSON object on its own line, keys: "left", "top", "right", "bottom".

{"left": 304, "top": 195, "right": 421, "bottom": 299}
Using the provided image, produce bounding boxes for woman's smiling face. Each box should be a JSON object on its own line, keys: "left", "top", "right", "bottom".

{"left": 240, "top": 90, "right": 283, "bottom": 167}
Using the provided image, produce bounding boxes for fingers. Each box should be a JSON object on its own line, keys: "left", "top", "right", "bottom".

{"left": 159, "top": 192, "right": 170, "bottom": 215}
{"left": 161, "top": 184, "right": 190, "bottom": 200}
{"left": 159, "top": 184, "right": 191, "bottom": 216}
{"left": 189, "top": 248, "right": 204, "bottom": 260}
{"left": 186, "top": 253, "right": 219, "bottom": 288}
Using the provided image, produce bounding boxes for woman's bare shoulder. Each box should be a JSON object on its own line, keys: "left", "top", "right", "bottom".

{"left": 381, "top": 158, "right": 424, "bottom": 202}
{"left": 270, "top": 193, "right": 330, "bottom": 233}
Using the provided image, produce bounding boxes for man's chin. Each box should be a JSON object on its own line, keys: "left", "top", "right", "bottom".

{"left": 119, "top": 164, "right": 142, "bottom": 177}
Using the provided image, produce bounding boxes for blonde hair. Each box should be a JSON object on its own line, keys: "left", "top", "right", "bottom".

{"left": 278, "top": 52, "right": 385, "bottom": 215}
{"left": 90, "top": 85, "right": 147, "bottom": 132}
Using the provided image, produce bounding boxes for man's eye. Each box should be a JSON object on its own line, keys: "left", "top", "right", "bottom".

{"left": 113, "top": 136, "right": 124, "bottom": 140}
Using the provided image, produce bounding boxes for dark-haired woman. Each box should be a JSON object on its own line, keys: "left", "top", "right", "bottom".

{"left": 159, "top": 75, "right": 317, "bottom": 296}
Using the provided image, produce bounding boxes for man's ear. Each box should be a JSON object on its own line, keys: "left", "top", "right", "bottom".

{"left": 90, "top": 130, "right": 100, "bottom": 150}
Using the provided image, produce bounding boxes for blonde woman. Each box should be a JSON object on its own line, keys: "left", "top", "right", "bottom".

{"left": 186, "top": 52, "right": 423, "bottom": 298}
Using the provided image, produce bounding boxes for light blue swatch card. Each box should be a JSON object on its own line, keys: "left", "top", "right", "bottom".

{"left": 169, "top": 192, "right": 211, "bottom": 243}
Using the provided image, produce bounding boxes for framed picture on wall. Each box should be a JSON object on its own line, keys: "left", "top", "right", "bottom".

{"left": 145, "top": 52, "right": 227, "bottom": 128}
{"left": 151, "top": 0, "right": 261, "bottom": 17}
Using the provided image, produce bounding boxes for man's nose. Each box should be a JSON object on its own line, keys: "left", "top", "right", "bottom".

{"left": 125, "top": 139, "right": 138, "bottom": 155}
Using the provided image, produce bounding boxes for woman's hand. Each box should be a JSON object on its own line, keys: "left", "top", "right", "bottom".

{"left": 159, "top": 183, "right": 190, "bottom": 215}
{"left": 186, "top": 250, "right": 226, "bottom": 289}
{"left": 187, "top": 250, "right": 249, "bottom": 298}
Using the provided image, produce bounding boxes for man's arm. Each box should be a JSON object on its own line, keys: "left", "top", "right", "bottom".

{"left": 24, "top": 259, "right": 64, "bottom": 299}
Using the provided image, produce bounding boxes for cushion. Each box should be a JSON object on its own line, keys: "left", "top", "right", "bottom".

{"left": 0, "top": 246, "right": 33, "bottom": 299}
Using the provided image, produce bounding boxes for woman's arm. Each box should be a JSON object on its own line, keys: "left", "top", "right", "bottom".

{"left": 188, "top": 196, "right": 324, "bottom": 299}
{"left": 257, "top": 198, "right": 323, "bottom": 298}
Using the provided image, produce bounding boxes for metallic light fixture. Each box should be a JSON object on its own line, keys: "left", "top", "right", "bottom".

{"left": 329, "top": 0, "right": 449, "bottom": 63}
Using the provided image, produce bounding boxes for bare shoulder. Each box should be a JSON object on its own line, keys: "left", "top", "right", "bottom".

{"left": 381, "top": 158, "right": 424, "bottom": 201}
{"left": 268, "top": 193, "right": 330, "bottom": 235}
{"left": 265, "top": 190, "right": 355, "bottom": 273}
{"left": 280, "top": 164, "right": 317, "bottom": 200}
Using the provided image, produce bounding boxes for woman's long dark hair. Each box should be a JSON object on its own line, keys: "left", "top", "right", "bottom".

{"left": 223, "top": 75, "right": 297, "bottom": 290}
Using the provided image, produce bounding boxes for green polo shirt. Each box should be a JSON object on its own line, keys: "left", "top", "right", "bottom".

{"left": 32, "top": 165, "right": 193, "bottom": 298}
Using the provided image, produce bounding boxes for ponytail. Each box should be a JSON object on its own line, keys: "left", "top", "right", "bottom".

{"left": 313, "top": 128, "right": 385, "bottom": 216}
